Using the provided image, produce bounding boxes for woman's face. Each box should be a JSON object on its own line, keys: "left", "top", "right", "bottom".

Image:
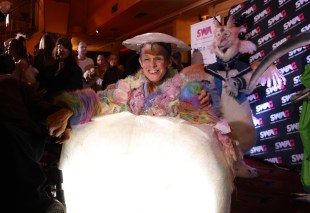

{"left": 139, "top": 43, "right": 171, "bottom": 84}
{"left": 97, "top": 55, "right": 109, "bottom": 71}
{"left": 57, "top": 44, "right": 70, "bottom": 60}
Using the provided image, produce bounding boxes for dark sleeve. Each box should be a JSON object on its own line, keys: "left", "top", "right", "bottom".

{"left": 119, "top": 69, "right": 127, "bottom": 79}
{"left": 69, "top": 64, "right": 84, "bottom": 90}
{"left": 22, "top": 82, "right": 61, "bottom": 122}
{"left": 33, "top": 53, "right": 42, "bottom": 71}
{"left": 113, "top": 68, "right": 127, "bottom": 83}
{"left": 102, "top": 69, "right": 112, "bottom": 90}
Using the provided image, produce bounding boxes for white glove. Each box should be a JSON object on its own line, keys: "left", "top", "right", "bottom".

{"left": 224, "top": 78, "right": 239, "bottom": 97}
{"left": 83, "top": 70, "right": 91, "bottom": 80}
{"left": 84, "top": 68, "right": 96, "bottom": 80}
{"left": 96, "top": 78, "right": 103, "bottom": 86}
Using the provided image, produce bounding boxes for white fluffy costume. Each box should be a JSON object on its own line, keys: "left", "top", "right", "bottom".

{"left": 57, "top": 33, "right": 239, "bottom": 213}
{"left": 60, "top": 112, "right": 232, "bottom": 213}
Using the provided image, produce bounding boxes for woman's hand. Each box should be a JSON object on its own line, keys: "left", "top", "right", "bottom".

{"left": 46, "top": 108, "right": 73, "bottom": 138}
{"left": 198, "top": 89, "right": 212, "bottom": 109}
{"left": 55, "top": 128, "right": 72, "bottom": 144}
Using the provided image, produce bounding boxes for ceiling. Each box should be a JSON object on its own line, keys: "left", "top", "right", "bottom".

{"left": 65, "top": 0, "right": 226, "bottom": 51}
{"left": 1, "top": 0, "right": 239, "bottom": 54}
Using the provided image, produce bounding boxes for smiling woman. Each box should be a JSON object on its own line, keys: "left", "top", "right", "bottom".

{"left": 56, "top": 32, "right": 238, "bottom": 213}
{"left": 139, "top": 43, "right": 173, "bottom": 92}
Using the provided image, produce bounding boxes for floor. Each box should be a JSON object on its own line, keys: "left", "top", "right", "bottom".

{"left": 41, "top": 147, "right": 310, "bottom": 213}
{"left": 231, "top": 158, "right": 310, "bottom": 213}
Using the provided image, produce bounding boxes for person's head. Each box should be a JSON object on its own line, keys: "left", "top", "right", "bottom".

{"left": 108, "top": 54, "right": 118, "bottom": 67}
{"left": 77, "top": 41, "right": 88, "bottom": 58}
{"left": 96, "top": 54, "right": 105, "bottom": 65}
{"left": 97, "top": 54, "right": 109, "bottom": 71}
{"left": 122, "top": 32, "right": 190, "bottom": 85}
{"left": 55, "top": 37, "right": 75, "bottom": 62}
{"left": 0, "top": 1, "right": 12, "bottom": 22}
{"left": 138, "top": 42, "right": 173, "bottom": 84}
{"left": 96, "top": 54, "right": 108, "bottom": 66}
{"left": 38, "top": 33, "right": 55, "bottom": 51}
{"left": 211, "top": 16, "right": 247, "bottom": 62}
{"left": 8, "top": 34, "right": 27, "bottom": 61}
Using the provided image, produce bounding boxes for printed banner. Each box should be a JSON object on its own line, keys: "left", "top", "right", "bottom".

{"left": 230, "top": 0, "right": 310, "bottom": 169}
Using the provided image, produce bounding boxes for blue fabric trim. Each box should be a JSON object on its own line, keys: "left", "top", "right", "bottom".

{"left": 214, "top": 77, "right": 223, "bottom": 97}
{"left": 206, "top": 61, "right": 251, "bottom": 103}
{"left": 201, "top": 80, "right": 220, "bottom": 109}
{"left": 236, "top": 92, "right": 247, "bottom": 104}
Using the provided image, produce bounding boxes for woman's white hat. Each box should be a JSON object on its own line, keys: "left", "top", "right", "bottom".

{"left": 122, "top": 32, "right": 191, "bottom": 53}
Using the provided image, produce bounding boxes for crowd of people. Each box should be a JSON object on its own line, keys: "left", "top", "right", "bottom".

{"left": 0, "top": 30, "right": 217, "bottom": 211}
{"left": 1, "top": 3, "right": 308, "bottom": 211}
{"left": 2, "top": 33, "right": 138, "bottom": 166}
{"left": 0, "top": 34, "right": 129, "bottom": 93}
{"left": 0, "top": 28, "right": 131, "bottom": 212}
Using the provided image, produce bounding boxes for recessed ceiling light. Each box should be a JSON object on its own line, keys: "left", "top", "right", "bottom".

{"left": 134, "top": 13, "right": 146, "bottom": 18}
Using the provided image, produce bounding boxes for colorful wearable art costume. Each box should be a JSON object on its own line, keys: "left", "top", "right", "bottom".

{"left": 55, "top": 67, "right": 240, "bottom": 172}
{"left": 55, "top": 33, "right": 239, "bottom": 213}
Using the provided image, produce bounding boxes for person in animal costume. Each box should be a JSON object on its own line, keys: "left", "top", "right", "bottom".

{"left": 184, "top": 16, "right": 286, "bottom": 178}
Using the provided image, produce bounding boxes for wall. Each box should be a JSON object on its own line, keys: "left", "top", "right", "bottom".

{"left": 96, "top": 0, "right": 247, "bottom": 56}
{"left": 26, "top": 0, "right": 44, "bottom": 55}
{"left": 26, "top": 0, "right": 70, "bottom": 55}
{"left": 86, "top": 0, "right": 141, "bottom": 35}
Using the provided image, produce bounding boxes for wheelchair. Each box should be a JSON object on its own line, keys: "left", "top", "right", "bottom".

{"left": 39, "top": 166, "right": 66, "bottom": 213}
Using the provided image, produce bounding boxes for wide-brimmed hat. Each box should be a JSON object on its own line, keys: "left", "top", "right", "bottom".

{"left": 122, "top": 32, "right": 191, "bottom": 53}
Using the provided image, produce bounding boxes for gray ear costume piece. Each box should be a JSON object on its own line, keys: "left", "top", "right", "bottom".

{"left": 247, "top": 31, "right": 310, "bottom": 91}
{"left": 122, "top": 32, "right": 191, "bottom": 53}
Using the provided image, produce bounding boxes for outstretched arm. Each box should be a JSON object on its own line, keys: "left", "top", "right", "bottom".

{"left": 46, "top": 108, "right": 73, "bottom": 142}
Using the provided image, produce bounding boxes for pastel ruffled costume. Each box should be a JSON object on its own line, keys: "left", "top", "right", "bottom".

{"left": 55, "top": 69, "right": 240, "bottom": 213}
